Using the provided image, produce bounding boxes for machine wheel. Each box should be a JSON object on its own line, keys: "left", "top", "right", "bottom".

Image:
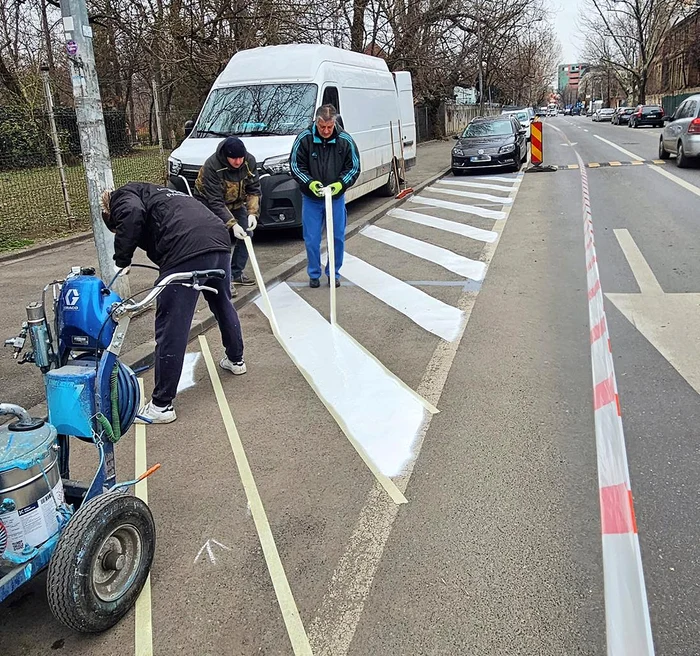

{"left": 676, "top": 141, "right": 689, "bottom": 168}
{"left": 47, "top": 491, "right": 155, "bottom": 633}
{"left": 380, "top": 165, "right": 400, "bottom": 197}
{"left": 658, "top": 137, "right": 670, "bottom": 160}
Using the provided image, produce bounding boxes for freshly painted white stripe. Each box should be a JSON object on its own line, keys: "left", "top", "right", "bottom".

{"left": 254, "top": 283, "right": 429, "bottom": 478}
{"left": 614, "top": 229, "right": 663, "bottom": 295}
{"left": 593, "top": 134, "right": 644, "bottom": 161}
{"left": 199, "top": 335, "right": 313, "bottom": 655}
{"left": 426, "top": 185, "right": 514, "bottom": 205}
{"left": 388, "top": 208, "right": 497, "bottom": 243}
{"left": 134, "top": 379, "right": 153, "bottom": 656}
{"left": 435, "top": 178, "right": 514, "bottom": 192}
{"left": 176, "top": 352, "right": 201, "bottom": 393}
{"left": 648, "top": 163, "right": 700, "bottom": 198}
{"left": 361, "top": 225, "right": 486, "bottom": 281}
{"left": 470, "top": 175, "right": 520, "bottom": 184}
{"left": 341, "top": 254, "right": 465, "bottom": 341}
{"left": 411, "top": 195, "right": 507, "bottom": 220}
{"left": 602, "top": 535, "right": 655, "bottom": 656}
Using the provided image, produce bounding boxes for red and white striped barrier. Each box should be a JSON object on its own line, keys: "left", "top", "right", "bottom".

{"left": 578, "top": 152, "right": 655, "bottom": 656}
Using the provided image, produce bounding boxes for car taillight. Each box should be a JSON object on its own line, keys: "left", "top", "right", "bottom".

{"left": 689, "top": 118, "right": 700, "bottom": 134}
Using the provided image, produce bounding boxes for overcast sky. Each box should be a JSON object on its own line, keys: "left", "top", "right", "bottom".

{"left": 549, "top": 0, "right": 586, "bottom": 64}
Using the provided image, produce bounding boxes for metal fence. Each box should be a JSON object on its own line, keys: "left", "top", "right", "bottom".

{"left": 415, "top": 103, "right": 501, "bottom": 143}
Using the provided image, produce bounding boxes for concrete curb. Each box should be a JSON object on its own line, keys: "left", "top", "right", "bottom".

{"left": 0, "top": 231, "right": 93, "bottom": 264}
{"left": 122, "top": 166, "right": 450, "bottom": 372}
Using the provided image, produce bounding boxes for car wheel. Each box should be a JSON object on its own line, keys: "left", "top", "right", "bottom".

{"left": 676, "top": 142, "right": 689, "bottom": 168}
{"left": 658, "top": 137, "right": 670, "bottom": 160}
{"left": 451, "top": 168, "right": 465, "bottom": 177}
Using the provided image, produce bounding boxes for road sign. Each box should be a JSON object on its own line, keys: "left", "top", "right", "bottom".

{"left": 66, "top": 40, "right": 78, "bottom": 56}
{"left": 531, "top": 121, "right": 543, "bottom": 165}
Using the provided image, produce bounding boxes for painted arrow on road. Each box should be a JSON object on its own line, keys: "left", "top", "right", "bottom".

{"left": 607, "top": 229, "right": 700, "bottom": 393}
{"left": 194, "top": 538, "right": 232, "bottom": 565}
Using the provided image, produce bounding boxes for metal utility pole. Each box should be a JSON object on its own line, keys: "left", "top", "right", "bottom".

{"left": 41, "top": 64, "right": 73, "bottom": 228}
{"left": 478, "top": 19, "right": 485, "bottom": 116}
{"left": 58, "top": 0, "right": 129, "bottom": 298}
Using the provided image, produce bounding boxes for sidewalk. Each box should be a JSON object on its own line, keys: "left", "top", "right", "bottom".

{"left": 0, "top": 140, "right": 452, "bottom": 411}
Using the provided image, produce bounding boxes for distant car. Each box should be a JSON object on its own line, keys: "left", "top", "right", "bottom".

{"left": 538, "top": 106, "right": 548, "bottom": 117}
{"left": 593, "top": 108, "right": 615, "bottom": 122}
{"left": 564, "top": 107, "right": 572, "bottom": 115}
{"left": 658, "top": 94, "right": 700, "bottom": 168}
{"left": 612, "top": 107, "right": 635, "bottom": 125}
{"left": 451, "top": 115, "right": 528, "bottom": 174}
{"left": 571, "top": 106, "right": 581, "bottom": 116}
{"left": 501, "top": 107, "right": 532, "bottom": 139}
{"left": 629, "top": 104, "right": 664, "bottom": 128}
{"left": 527, "top": 107, "right": 536, "bottom": 121}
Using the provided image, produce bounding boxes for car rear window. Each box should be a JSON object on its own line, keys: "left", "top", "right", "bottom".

{"left": 463, "top": 120, "right": 513, "bottom": 137}
{"left": 642, "top": 106, "right": 662, "bottom": 114}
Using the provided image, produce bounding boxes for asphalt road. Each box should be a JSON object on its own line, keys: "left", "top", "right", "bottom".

{"left": 3, "top": 118, "right": 700, "bottom": 655}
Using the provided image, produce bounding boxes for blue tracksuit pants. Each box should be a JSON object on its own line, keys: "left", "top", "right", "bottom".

{"left": 301, "top": 194, "right": 347, "bottom": 280}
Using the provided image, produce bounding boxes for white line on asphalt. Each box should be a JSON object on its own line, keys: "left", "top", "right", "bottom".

{"left": 388, "top": 208, "right": 498, "bottom": 243}
{"left": 361, "top": 225, "right": 487, "bottom": 281}
{"left": 613, "top": 229, "right": 663, "bottom": 295}
{"left": 593, "top": 134, "right": 644, "bottom": 160}
{"left": 254, "top": 283, "right": 430, "bottom": 481}
{"left": 341, "top": 253, "right": 466, "bottom": 341}
{"left": 648, "top": 163, "right": 700, "bottom": 198}
{"left": 134, "top": 379, "right": 153, "bottom": 656}
{"left": 426, "top": 185, "right": 514, "bottom": 204}
{"left": 584, "top": 129, "right": 589, "bottom": 132}
{"left": 307, "top": 173, "right": 525, "bottom": 656}
{"left": 435, "top": 178, "right": 514, "bottom": 192}
{"left": 469, "top": 175, "right": 520, "bottom": 184}
{"left": 199, "top": 335, "right": 313, "bottom": 655}
{"left": 411, "top": 195, "right": 507, "bottom": 219}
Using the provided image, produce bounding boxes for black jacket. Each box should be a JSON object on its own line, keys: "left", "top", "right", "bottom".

{"left": 193, "top": 141, "right": 261, "bottom": 223}
{"left": 290, "top": 124, "right": 361, "bottom": 198}
{"left": 110, "top": 183, "right": 231, "bottom": 271}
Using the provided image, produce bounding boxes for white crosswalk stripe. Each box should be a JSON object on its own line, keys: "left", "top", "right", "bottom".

{"left": 387, "top": 208, "right": 498, "bottom": 243}
{"left": 434, "top": 178, "right": 515, "bottom": 192}
{"left": 411, "top": 195, "right": 507, "bottom": 219}
{"left": 426, "top": 185, "right": 514, "bottom": 204}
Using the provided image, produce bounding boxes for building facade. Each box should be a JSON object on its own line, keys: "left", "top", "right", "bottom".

{"left": 558, "top": 63, "right": 589, "bottom": 95}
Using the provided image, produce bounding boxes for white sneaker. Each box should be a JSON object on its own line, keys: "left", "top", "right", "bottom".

{"left": 219, "top": 357, "right": 247, "bottom": 375}
{"left": 136, "top": 401, "right": 177, "bottom": 424}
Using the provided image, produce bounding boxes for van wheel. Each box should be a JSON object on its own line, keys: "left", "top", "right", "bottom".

{"left": 380, "top": 165, "right": 399, "bottom": 197}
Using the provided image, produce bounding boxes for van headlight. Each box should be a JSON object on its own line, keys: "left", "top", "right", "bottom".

{"left": 169, "top": 158, "right": 182, "bottom": 175}
{"left": 263, "top": 154, "right": 291, "bottom": 175}
{"left": 499, "top": 144, "right": 516, "bottom": 154}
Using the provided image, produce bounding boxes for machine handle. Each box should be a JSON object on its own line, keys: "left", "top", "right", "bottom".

{"left": 193, "top": 269, "right": 226, "bottom": 280}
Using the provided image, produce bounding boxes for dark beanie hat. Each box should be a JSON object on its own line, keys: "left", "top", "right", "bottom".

{"left": 222, "top": 136, "right": 246, "bottom": 159}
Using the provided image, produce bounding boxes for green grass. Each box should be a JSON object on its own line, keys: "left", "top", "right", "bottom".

{"left": 0, "top": 147, "right": 170, "bottom": 247}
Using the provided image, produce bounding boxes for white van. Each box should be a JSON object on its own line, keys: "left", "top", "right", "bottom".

{"left": 168, "top": 44, "right": 416, "bottom": 229}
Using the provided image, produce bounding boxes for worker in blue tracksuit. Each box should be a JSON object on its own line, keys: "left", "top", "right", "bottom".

{"left": 290, "top": 104, "right": 361, "bottom": 287}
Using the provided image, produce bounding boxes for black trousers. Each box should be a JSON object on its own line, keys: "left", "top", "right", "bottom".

{"left": 151, "top": 251, "right": 244, "bottom": 407}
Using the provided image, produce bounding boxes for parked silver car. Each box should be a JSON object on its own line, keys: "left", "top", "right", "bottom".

{"left": 658, "top": 94, "right": 700, "bottom": 167}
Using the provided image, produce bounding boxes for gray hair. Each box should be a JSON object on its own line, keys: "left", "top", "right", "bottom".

{"left": 315, "top": 104, "right": 337, "bottom": 122}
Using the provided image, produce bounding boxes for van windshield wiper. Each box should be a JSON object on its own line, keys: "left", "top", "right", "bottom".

{"left": 195, "top": 129, "right": 230, "bottom": 138}
{"left": 233, "top": 130, "right": 281, "bottom": 137}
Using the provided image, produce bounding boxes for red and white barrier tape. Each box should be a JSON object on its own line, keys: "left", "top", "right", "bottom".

{"left": 577, "top": 151, "right": 655, "bottom": 655}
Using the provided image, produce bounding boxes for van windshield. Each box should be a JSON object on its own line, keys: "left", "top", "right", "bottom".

{"left": 194, "top": 83, "right": 318, "bottom": 138}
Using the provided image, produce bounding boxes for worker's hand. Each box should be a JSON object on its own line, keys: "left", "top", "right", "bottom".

{"left": 232, "top": 223, "right": 247, "bottom": 240}
{"left": 329, "top": 181, "right": 343, "bottom": 197}
{"left": 113, "top": 264, "right": 131, "bottom": 276}
{"left": 309, "top": 180, "right": 324, "bottom": 197}
{"left": 247, "top": 215, "right": 258, "bottom": 231}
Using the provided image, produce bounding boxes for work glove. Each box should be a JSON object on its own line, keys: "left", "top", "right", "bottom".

{"left": 232, "top": 223, "right": 247, "bottom": 240}
{"left": 113, "top": 264, "right": 131, "bottom": 276}
{"left": 247, "top": 215, "right": 258, "bottom": 231}
{"left": 329, "top": 181, "right": 343, "bottom": 197}
{"left": 308, "top": 180, "right": 324, "bottom": 197}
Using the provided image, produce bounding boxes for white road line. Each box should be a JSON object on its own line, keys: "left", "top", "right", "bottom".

{"left": 469, "top": 175, "right": 520, "bottom": 184}
{"left": 387, "top": 208, "right": 497, "bottom": 243}
{"left": 199, "top": 335, "right": 313, "bottom": 655}
{"left": 435, "top": 178, "right": 514, "bottom": 192}
{"left": 648, "top": 164, "right": 700, "bottom": 198}
{"left": 426, "top": 185, "right": 513, "bottom": 204}
{"left": 134, "top": 379, "right": 153, "bottom": 656}
{"left": 253, "top": 283, "right": 430, "bottom": 480}
{"left": 411, "top": 195, "right": 507, "bottom": 220}
{"left": 361, "top": 225, "right": 486, "bottom": 281}
{"left": 341, "top": 253, "right": 465, "bottom": 341}
{"left": 593, "top": 134, "right": 644, "bottom": 160}
{"left": 613, "top": 229, "right": 663, "bottom": 295}
{"left": 307, "top": 173, "right": 525, "bottom": 656}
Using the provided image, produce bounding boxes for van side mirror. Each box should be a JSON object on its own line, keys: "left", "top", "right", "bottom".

{"left": 184, "top": 120, "right": 195, "bottom": 137}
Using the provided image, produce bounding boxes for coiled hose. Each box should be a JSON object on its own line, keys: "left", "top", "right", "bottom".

{"left": 95, "top": 361, "right": 139, "bottom": 443}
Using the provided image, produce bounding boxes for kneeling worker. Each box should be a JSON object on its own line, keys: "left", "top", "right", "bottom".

{"left": 290, "top": 104, "right": 361, "bottom": 287}
{"left": 194, "top": 136, "right": 261, "bottom": 293}
{"left": 101, "top": 183, "right": 247, "bottom": 424}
